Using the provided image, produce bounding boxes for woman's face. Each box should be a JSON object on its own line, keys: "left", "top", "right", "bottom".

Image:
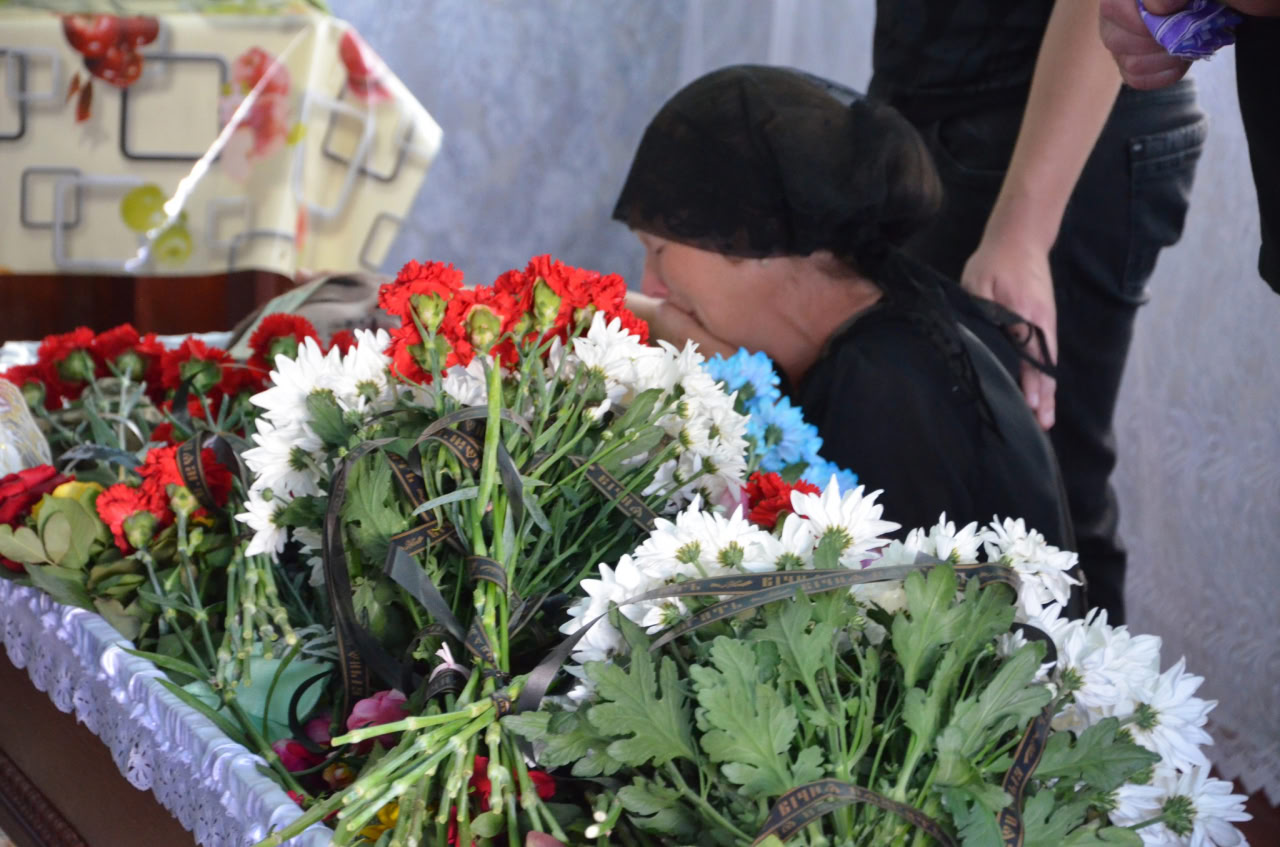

{"left": 636, "top": 231, "right": 779, "bottom": 350}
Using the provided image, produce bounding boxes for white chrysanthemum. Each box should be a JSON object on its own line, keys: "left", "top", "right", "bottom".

{"left": 1047, "top": 608, "right": 1162, "bottom": 731}
{"left": 241, "top": 419, "right": 323, "bottom": 498}
{"left": 1110, "top": 764, "right": 1250, "bottom": 847}
{"left": 1101, "top": 657, "right": 1216, "bottom": 772}
{"left": 789, "top": 478, "right": 901, "bottom": 568}
{"left": 569, "top": 313, "right": 660, "bottom": 404}
{"left": 776, "top": 513, "right": 817, "bottom": 566}
{"left": 918, "top": 513, "right": 986, "bottom": 562}
{"left": 983, "top": 516, "right": 1080, "bottom": 617}
{"left": 440, "top": 358, "right": 490, "bottom": 406}
{"left": 236, "top": 489, "right": 291, "bottom": 558}
{"left": 332, "top": 328, "right": 394, "bottom": 412}
{"left": 252, "top": 337, "right": 346, "bottom": 425}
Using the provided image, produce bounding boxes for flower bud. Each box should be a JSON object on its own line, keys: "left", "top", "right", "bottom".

{"left": 114, "top": 350, "right": 147, "bottom": 380}
{"left": 20, "top": 379, "right": 45, "bottom": 408}
{"left": 410, "top": 292, "right": 447, "bottom": 333}
{"left": 266, "top": 335, "right": 300, "bottom": 362}
{"left": 465, "top": 305, "right": 503, "bottom": 352}
{"left": 122, "top": 510, "right": 158, "bottom": 550}
{"left": 532, "top": 279, "right": 561, "bottom": 330}
{"left": 179, "top": 358, "right": 221, "bottom": 395}
{"left": 168, "top": 483, "right": 200, "bottom": 518}
{"left": 56, "top": 349, "right": 96, "bottom": 383}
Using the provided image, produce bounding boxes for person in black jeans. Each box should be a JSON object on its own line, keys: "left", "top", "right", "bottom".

{"left": 871, "top": 0, "right": 1207, "bottom": 624}
{"left": 1100, "top": 0, "right": 1280, "bottom": 293}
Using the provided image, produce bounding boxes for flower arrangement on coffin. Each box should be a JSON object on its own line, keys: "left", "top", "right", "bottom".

{"left": 503, "top": 490, "right": 1251, "bottom": 846}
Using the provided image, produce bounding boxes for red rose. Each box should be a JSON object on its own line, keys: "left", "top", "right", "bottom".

{"left": 745, "top": 471, "right": 820, "bottom": 530}
{"left": 0, "top": 466, "right": 72, "bottom": 570}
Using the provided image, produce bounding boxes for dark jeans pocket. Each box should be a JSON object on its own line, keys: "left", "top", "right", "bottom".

{"left": 930, "top": 106, "right": 1025, "bottom": 186}
{"left": 1123, "top": 117, "right": 1208, "bottom": 298}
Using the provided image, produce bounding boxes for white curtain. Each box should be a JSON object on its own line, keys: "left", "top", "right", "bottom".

{"left": 331, "top": 0, "right": 1279, "bottom": 800}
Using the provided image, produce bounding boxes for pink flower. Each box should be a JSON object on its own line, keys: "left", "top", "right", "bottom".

{"left": 346, "top": 689, "right": 408, "bottom": 749}
{"left": 273, "top": 739, "right": 322, "bottom": 773}
{"left": 304, "top": 715, "right": 332, "bottom": 747}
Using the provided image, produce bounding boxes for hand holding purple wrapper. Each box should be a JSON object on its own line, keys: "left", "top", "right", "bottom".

{"left": 1138, "top": 0, "right": 1243, "bottom": 59}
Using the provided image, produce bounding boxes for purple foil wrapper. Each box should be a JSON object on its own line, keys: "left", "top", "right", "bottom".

{"left": 1138, "top": 0, "right": 1243, "bottom": 59}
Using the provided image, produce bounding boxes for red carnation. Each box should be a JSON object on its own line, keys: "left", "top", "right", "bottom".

{"left": 1, "top": 466, "right": 72, "bottom": 570}
{"left": 160, "top": 337, "right": 239, "bottom": 397}
{"left": 387, "top": 322, "right": 473, "bottom": 385}
{"left": 248, "top": 313, "right": 319, "bottom": 373}
{"left": 447, "top": 286, "right": 521, "bottom": 365}
{"left": 446, "top": 756, "right": 555, "bottom": 845}
{"left": 136, "top": 444, "right": 233, "bottom": 517}
{"left": 95, "top": 483, "right": 166, "bottom": 552}
{"left": 745, "top": 471, "right": 820, "bottom": 530}
{"left": 326, "top": 329, "right": 357, "bottom": 355}
{"left": 35, "top": 327, "right": 98, "bottom": 402}
{"left": 611, "top": 307, "right": 650, "bottom": 344}
{"left": 1, "top": 364, "right": 51, "bottom": 410}
{"left": 378, "top": 260, "right": 465, "bottom": 328}
{"left": 90, "top": 323, "right": 139, "bottom": 364}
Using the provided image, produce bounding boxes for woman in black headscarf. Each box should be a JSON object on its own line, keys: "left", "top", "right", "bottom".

{"left": 616, "top": 65, "right": 1074, "bottom": 550}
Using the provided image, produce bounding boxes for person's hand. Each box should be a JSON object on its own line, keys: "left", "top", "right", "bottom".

{"left": 1099, "top": 0, "right": 1192, "bottom": 89}
{"left": 625, "top": 291, "right": 737, "bottom": 358}
{"left": 961, "top": 238, "right": 1059, "bottom": 430}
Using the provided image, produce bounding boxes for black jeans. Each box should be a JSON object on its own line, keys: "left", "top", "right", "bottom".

{"left": 887, "top": 81, "right": 1206, "bottom": 625}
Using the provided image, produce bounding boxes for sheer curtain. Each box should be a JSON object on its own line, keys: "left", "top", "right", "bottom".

{"left": 333, "top": 0, "right": 1278, "bottom": 800}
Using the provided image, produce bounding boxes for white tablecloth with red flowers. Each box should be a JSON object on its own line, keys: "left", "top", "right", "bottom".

{"left": 0, "top": 2, "right": 439, "bottom": 279}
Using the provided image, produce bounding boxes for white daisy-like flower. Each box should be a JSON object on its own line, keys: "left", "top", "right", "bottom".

{"left": 240, "top": 418, "right": 323, "bottom": 499}
{"left": 569, "top": 313, "right": 660, "bottom": 404}
{"left": 1109, "top": 764, "right": 1250, "bottom": 847}
{"left": 789, "top": 478, "right": 901, "bottom": 568}
{"left": 1047, "top": 608, "right": 1162, "bottom": 731}
{"left": 776, "top": 513, "right": 817, "bottom": 567}
{"left": 983, "top": 516, "right": 1080, "bottom": 616}
{"left": 1101, "top": 657, "right": 1216, "bottom": 772}
{"left": 252, "top": 337, "right": 346, "bottom": 426}
{"left": 440, "top": 358, "right": 490, "bottom": 406}
{"left": 921, "top": 513, "right": 987, "bottom": 563}
{"left": 236, "top": 489, "right": 291, "bottom": 558}
{"left": 333, "top": 328, "right": 394, "bottom": 412}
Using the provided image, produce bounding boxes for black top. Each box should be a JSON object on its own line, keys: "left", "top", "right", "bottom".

{"left": 1236, "top": 15, "right": 1280, "bottom": 293}
{"left": 870, "top": 0, "right": 1054, "bottom": 116}
{"left": 785, "top": 299, "right": 1073, "bottom": 549}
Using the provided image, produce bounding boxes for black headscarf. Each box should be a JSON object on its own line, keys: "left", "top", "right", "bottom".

{"left": 613, "top": 64, "right": 998, "bottom": 426}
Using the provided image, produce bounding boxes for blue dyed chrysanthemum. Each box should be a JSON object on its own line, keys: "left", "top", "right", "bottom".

{"left": 745, "top": 394, "right": 822, "bottom": 472}
{"left": 800, "top": 458, "right": 860, "bottom": 493}
{"left": 705, "top": 348, "right": 781, "bottom": 407}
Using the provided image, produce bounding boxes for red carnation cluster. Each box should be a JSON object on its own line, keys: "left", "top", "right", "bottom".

{"left": 744, "top": 471, "right": 820, "bottom": 530}
{"left": 0, "top": 466, "right": 73, "bottom": 572}
{"left": 447, "top": 755, "right": 555, "bottom": 846}
{"left": 380, "top": 255, "right": 648, "bottom": 386}
{"left": 246, "top": 313, "right": 321, "bottom": 381}
{"left": 95, "top": 444, "right": 232, "bottom": 552}
{"left": 2, "top": 324, "right": 168, "bottom": 409}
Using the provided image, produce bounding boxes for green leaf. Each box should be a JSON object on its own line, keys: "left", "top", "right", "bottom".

{"left": 0, "top": 525, "right": 49, "bottom": 564}
{"left": 617, "top": 778, "right": 697, "bottom": 838}
{"left": 94, "top": 597, "right": 141, "bottom": 641}
{"left": 586, "top": 644, "right": 696, "bottom": 768}
{"left": 690, "top": 636, "right": 807, "bottom": 798}
{"left": 503, "top": 709, "right": 625, "bottom": 777}
{"left": 610, "top": 388, "right": 664, "bottom": 436}
{"left": 1023, "top": 790, "right": 1095, "bottom": 847}
{"left": 276, "top": 495, "right": 329, "bottom": 526}
{"left": 943, "top": 645, "right": 1052, "bottom": 760}
{"left": 1058, "top": 821, "right": 1143, "bottom": 847}
{"left": 124, "top": 647, "right": 206, "bottom": 681}
{"left": 305, "top": 390, "right": 351, "bottom": 447}
{"left": 36, "top": 497, "right": 99, "bottom": 569}
{"left": 811, "top": 530, "right": 846, "bottom": 571}
{"left": 595, "top": 426, "right": 669, "bottom": 476}
{"left": 471, "top": 812, "right": 503, "bottom": 839}
{"left": 946, "top": 788, "right": 1003, "bottom": 847}
{"left": 751, "top": 592, "right": 833, "bottom": 692}
{"left": 1034, "top": 718, "right": 1160, "bottom": 793}
{"left": 342, "top": 455, "right": 410, "bottom": 566}
{"left": 890, "top": 566, "right": 967, "bottom": 687}
{"left": 23, "top": 563, "right": 91, "bottom": 609}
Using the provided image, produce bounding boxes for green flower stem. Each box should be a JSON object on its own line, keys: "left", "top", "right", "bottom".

{"left": 663, "top": 762, "right": 753, "bottom": 844}
{"left": 331, "top": 696, "right": 495, "bottom": 745}
{"left": 389, "top": 771, "right": 432, "bottom": 847}
{"left": 222, "top": 695, "right": 306, "bottom": 796}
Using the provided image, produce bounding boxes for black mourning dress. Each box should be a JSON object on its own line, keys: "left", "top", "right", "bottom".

{"left": 785, "top": 296, "right": 1073, "bottom": 551}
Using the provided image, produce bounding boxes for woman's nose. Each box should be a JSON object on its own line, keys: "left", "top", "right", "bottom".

{"left": 640, "top": 256, "right": 669, "bottom": 299}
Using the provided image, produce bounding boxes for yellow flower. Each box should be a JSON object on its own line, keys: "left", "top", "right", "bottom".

{"left": 358, "top": 801, "right": 399, "bottom": 842}
{"left": 31, "top": 480, "right": 104, "bottom": 520}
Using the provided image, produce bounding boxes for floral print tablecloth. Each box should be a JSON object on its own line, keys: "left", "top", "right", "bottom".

{"left": 0, "top": 2, "right": 440, "bottom": 278}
